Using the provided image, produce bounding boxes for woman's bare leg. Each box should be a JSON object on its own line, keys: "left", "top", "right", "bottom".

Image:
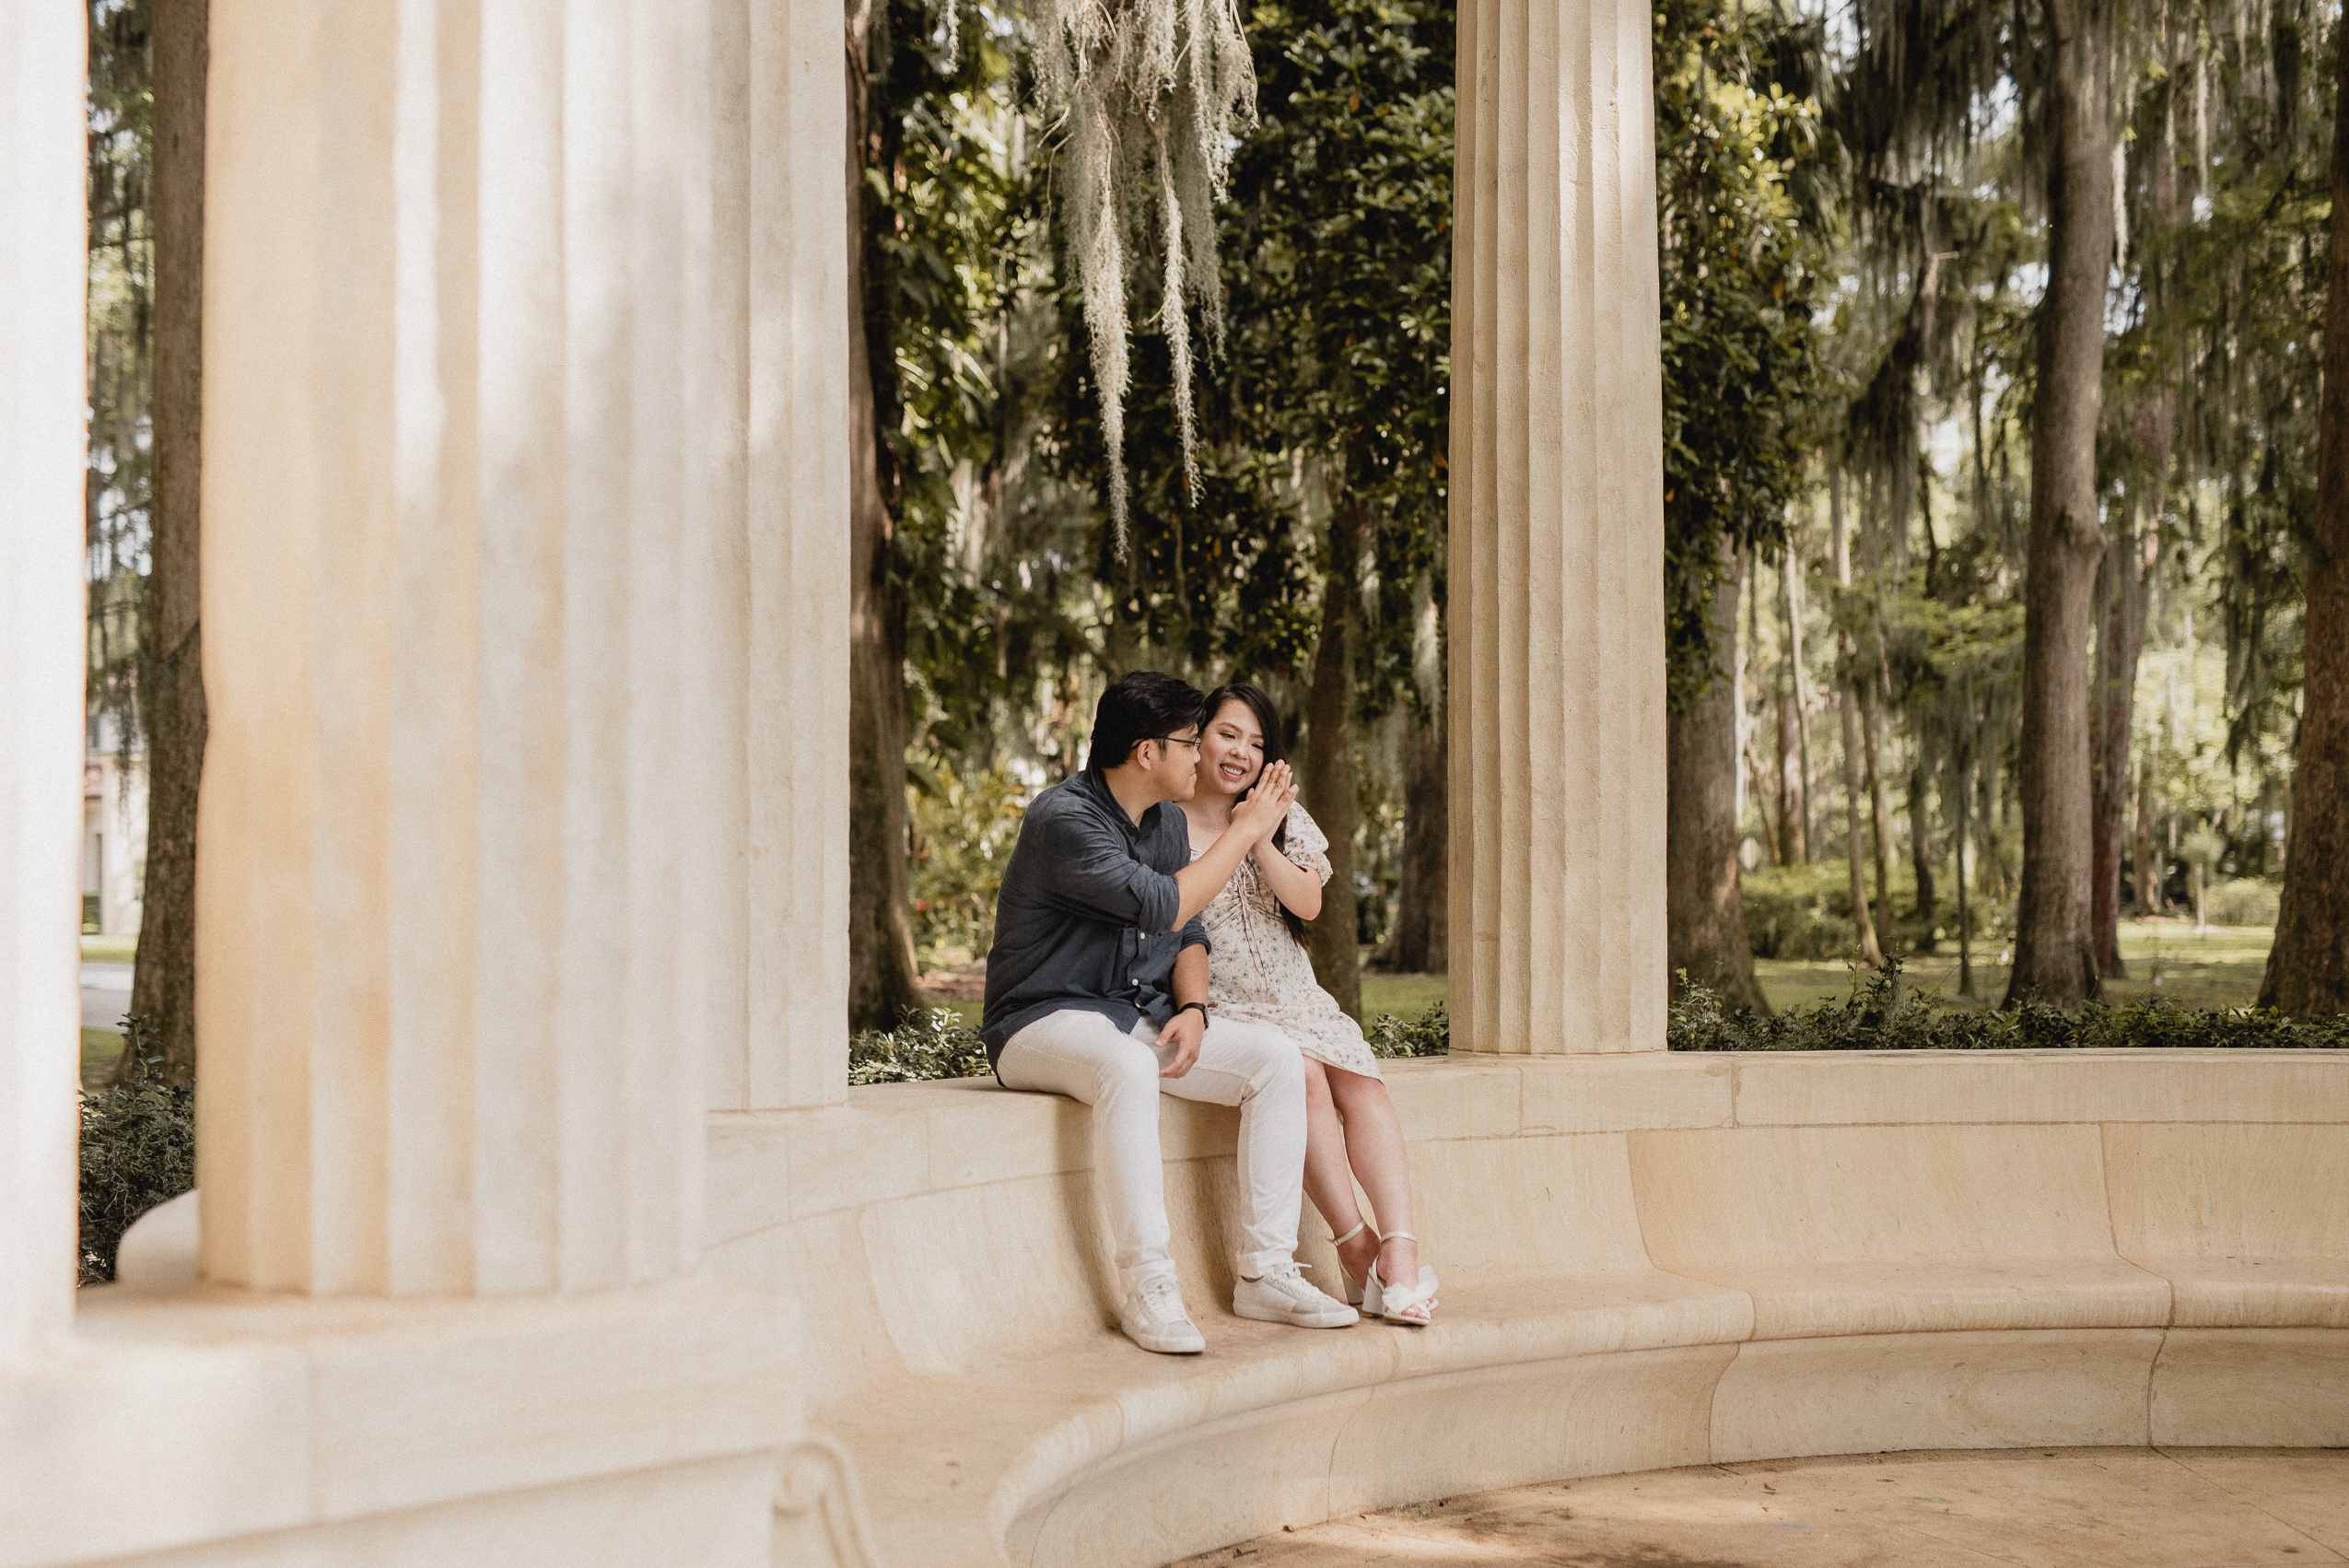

{"left": 1300, "top": 1058, "right": 1376, "bottom": 1285}
{"left": 1325, "top": 1068, "right": 1419, "bottom": 1286}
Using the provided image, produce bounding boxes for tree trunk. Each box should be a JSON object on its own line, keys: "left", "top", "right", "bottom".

{"left": 1835, "top": 691, "right": 1884, "bottom": 967}
{"left": 1782, "top": 554, "right": 1816, "bottom": 861}
{"left": 1303, "top": 501, "right": 1361, "bottom": 1019}
{"left": 129, "top": 0, "right": 207, "bottom": 1086}
{"left": 1774, "top": 691, "right": 1800, "bottom": 862}
{"left": 1373, "top": 702, "right": 1446, "bottom": 974}
{"left": 1829, "top": 494, "right": 1884, "bottom": 966}
{"left": 1860, "top": 682, "right": 1891, "bottom": 922}
{"left": 2004, "top": 0, "right": 2116, "bottom": 1010}
{"left": 2258, "top": 10, "right": 2349, "bottom": 1016}
{"left": 1667, "top": 562, "right": 1770, "bottom": 1011}
{"left": 845, "top": 2, "right": 924, "bottom": 1029}
{"left": 1909, "top": 751, "right": 1937, "bottom": 950}
{"left": 2091, "top": 519, "right": 2151, "bottom": 977}
{"left": 2133, "top": 759, "right": 2159, "bottom": 913}
{"left": 1955, "top": 743, "right": 1977, "bottom": 998}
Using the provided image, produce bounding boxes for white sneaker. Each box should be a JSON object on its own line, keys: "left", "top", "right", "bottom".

{"left": 1234, "top": 1262, "right": 1359, "bottom": 1328}
{"left": 1121, "top": 1276, "right": 1207, "bottom": 1354}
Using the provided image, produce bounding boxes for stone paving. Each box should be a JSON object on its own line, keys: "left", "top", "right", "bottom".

{"left": 1171, "top": 1447, "right": 2349, "bottom": 1567}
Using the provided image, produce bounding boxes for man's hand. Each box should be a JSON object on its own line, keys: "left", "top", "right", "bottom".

{"left": 1154, "top": 1007, "right": 1205, "bottom": 1078}
{"left": 1235, "top": 760, "right": 1298, "bottom": 844}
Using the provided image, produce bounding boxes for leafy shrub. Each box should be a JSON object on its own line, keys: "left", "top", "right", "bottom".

{"left": 79, "top": 1017, "right": 194, "bottom": 1285}
{"left": 1740, "top": 861, "right": 1995, "bottom": 960}
{"left": 1667, "top": 960, "right": 2349, "bottom": 1052}
{"left": 1364, "top": 1003, "right": 1451, "bottom": 1058}
{"left": 2203, "top": 878, "right": 2281, "bottom": 928}
{"left": 850, "top": 1008, "right": 993, "bottom": 1084}
{"left": 848, "top": 1000, "right": 1458, "bottom": 1083}
{"left": 906, "top": 761, "right": 1030, "bottom": 969}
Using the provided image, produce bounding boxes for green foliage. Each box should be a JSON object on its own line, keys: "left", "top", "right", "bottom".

{"left": 1655, "top": 0, "right": 1834, "bottom": 710}
{"left": 848, "top": 1000, "right": 1456, "bottom": 1084}
{"left": 86, "top": 0, "right": 156, "bottom": 743}
{"left": 1668, "top": 961, "right": 2349, "bottom": 1051}
{"left": 1364, "top": 1002, "right": 1450, "bottom": 1058}
{"left": 1741, "top": 860, "right": 1995, "bottom": 960}
{"left": 78, "top": 1015, "right": 194, "bottom": 1285}
{"left": 2203, "top": 878, "right": 2281, "bottom": 928}
{"left": 1042, "top": 0, "right": 1456, "bottom": 713}
{"left": 906, "top": 760, "right": 1030, "bottom": 965}
{"left": 849, "top": 1008, "right": 994, "bottom": 1084}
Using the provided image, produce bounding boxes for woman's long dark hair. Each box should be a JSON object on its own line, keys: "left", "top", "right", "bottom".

{"left": 1200, "top": 682, "right": 1312, "bottom": 941}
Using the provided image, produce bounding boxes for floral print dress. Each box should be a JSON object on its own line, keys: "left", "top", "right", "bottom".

{"left": 1192, "top": 802, "right": 1384, "bottom": 1080}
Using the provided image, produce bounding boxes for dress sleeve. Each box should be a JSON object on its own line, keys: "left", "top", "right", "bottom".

{"left": 1281, "top": 802, "right": 1333, "bottom": 887}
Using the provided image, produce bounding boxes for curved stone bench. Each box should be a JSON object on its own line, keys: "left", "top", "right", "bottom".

{"left": 703, "top": 1049, "right": 2349, "bottom": 1568}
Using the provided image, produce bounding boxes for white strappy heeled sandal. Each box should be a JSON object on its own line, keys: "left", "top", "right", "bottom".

{"left": 1363, "top": 1230, "right": 1438, "bottom": 1327}
{"left": 1328, "top": 1221, "right": 1369, "bottom": 1306}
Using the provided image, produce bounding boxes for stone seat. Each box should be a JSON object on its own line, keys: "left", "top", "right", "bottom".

{"left": 701, "top": 1050, "right": 2349, "bottom": 1568}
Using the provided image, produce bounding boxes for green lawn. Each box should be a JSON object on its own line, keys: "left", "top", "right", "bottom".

{"left": 81, "top": 934, "right": 137, "bottom": 964}
{"left": 82, "top": 1028, "right": 125, "bottom": 1092}
{"left": 1756, "top": 920, "right": 2277, "bottom": 1013}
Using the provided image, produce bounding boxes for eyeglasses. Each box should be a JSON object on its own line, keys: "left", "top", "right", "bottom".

{"left": 1150, "top": 734, "right": 1203, "bottom": 753}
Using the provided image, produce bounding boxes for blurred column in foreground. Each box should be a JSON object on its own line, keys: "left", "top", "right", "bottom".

{"left": 0, "top": 0, "right": 87, "bottom": 1354}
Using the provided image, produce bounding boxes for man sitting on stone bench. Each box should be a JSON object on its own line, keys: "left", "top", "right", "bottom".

{"left": 984, "top": 671, "right": 1359, "bottom": 1354}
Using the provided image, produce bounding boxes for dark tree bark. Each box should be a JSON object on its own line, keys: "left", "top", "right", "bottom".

{"left": 2090, "top": 519, "right": 2151, "bottom": 977}
{"left": 1303, "top": 500, "right": 1361, "bottom": 1020}
{"left": 1782, "top": 557, "right": 1817, "bottom": 861}
{"left": 1909, "top": 752, "right": 1937, "bottom": 950}
{"left": 1668, "top": 565, "right": 1770, "bottom": 1011}
{"left": 2004, "top": 0, "right": 2116, "bottom": 1009}
{"left": 1828, "top": 497, "right": 1884, "bottom": 965}
{"left": 846, "top": 0, "right": 924, "bottom": 1029}
{"left": 1373, "top": 702, "right": 1447, "bottom": 974}
{"left": 1859, "top": 682, "right": 1890, "bottom": 920}
{"left": 129, "top": 0, "right": 207, "bottom": 1086}
{"left": 1954, "top": 743, "right": 1978, "bottom": 998}
{"left": 2258, "top": 12, "right": 2349, "bottom": 1016}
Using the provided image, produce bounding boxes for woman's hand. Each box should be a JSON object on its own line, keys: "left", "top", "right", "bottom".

{"left": 1234, "top": 761, "right": 1296, "bottom": 844}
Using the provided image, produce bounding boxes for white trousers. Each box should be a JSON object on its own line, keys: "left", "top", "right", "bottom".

{"left": 996, "top": 1009, "right": 1307, "bottom": 1291}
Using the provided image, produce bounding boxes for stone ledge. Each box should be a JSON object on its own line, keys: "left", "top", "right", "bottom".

{"left": 6, "top": 1280, "right": 801, "bottom": 1568}
{"left": 699, "top": 1049, "right": 2349, "bottom": 1568}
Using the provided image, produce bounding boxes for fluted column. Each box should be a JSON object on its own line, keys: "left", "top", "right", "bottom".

{"left": 708, "top": 0, "right": 853, "bottom": 1112}
{"left": 1447, "top": 0, "right": 1667, "bottom": 1055}
{"left": 199, "top": 0, "right": 847, "bottom": 1294}
{"left": 0, "top": 0, "right": 85, "bottom": 1356}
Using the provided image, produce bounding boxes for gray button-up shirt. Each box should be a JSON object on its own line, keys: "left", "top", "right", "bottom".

{"left": 981, "top": 768, "right": 1211, "bottom": 1064}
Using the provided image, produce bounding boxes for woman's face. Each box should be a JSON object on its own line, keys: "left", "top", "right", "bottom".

{"left": 1197, "top": 698, "right": 1267, "bottom": 800}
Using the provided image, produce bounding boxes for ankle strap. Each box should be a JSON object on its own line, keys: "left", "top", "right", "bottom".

{"left": 1329, "top": 1222, "right": 1368, "bottom": 1246}
{"left": 1378, "top": 1230, "right": 1417, "bottom": 1243}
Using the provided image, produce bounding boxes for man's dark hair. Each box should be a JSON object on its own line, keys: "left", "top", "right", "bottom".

{"left": 1086, "top": 671, "right": 1207, "bottom": 775}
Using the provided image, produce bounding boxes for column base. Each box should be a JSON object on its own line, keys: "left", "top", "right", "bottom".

{"left": 4, "top": 1266, "right": 845, "bottom": 1568}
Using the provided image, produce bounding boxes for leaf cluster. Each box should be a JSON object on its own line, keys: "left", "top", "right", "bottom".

{"left": 1668, "top": 959, "right": 2349, "bottom": 1050}
{"left": 78, "top": 1014, "right": 194, "bottom": 1285}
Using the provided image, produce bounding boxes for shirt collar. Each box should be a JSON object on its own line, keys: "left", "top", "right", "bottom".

{"left": 1075, "top": 766, "right": 1155, "bottom": 837}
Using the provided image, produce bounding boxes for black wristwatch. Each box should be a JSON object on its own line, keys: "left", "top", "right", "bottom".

{"left": 1175, "top": 1001, "right": 1210, "bottom": 1029}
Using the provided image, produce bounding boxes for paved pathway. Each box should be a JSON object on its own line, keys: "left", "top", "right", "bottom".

{"left": 1172, "top": 1447, "right": 2349, "bottom": 1567}
{"left": 81, "top": 961, "right": 132, "bottom": 1033}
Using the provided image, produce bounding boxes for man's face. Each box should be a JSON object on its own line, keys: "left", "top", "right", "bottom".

{"left": 1146, "top": 726, "right": 1204, "bottom": 802}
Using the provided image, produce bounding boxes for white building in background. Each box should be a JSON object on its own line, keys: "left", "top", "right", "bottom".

{"left": 79, "top": 713, "right": 142, "bottom": 937}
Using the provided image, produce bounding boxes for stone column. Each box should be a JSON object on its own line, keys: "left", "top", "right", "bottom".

{"left": 0, "top": 0, "right": 86, "bottom": 1355}
{"left": 707, "top": 0, "right": 853, "bottom": 1113}
{"left": 1447, "top": 0, "right": 1668, "bottom": 1055}
{"left": 198, "top": 0, "right": 848, "bottom": 1294}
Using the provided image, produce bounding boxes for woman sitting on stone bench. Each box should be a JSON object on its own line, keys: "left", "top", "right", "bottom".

{"left": 1181, "top": 682, "right": 1441, "bottom": 1327}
